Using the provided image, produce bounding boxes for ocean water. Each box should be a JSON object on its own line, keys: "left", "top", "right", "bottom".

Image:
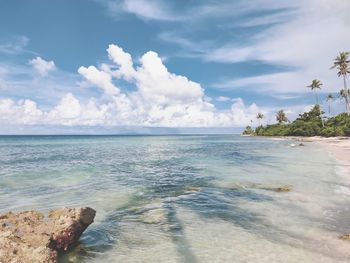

{"left": 1, "top": 135, "right": 350, "bottom": 262}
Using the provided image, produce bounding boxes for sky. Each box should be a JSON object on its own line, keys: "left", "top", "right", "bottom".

{"left": 0, "top": 0, "right": 349, "bottom": 134}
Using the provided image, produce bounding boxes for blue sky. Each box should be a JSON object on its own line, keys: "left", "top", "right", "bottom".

{"left": 0, "top": 0, "right": 349, "bottom": 133}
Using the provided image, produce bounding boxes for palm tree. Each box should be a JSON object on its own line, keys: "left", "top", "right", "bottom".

{"left": 276, "top": 110, "right": 288, "bottom": 124}
{"left": 326, "top": 94, "right": 334, "bottom": 116}
{"left": 307, "top": 79, "right": 324, "bottom": 127}
{"left": 331, "top": 51, "right": 350, "bottom": 115}
{"left": 256, "top": 112, "right": 264, "bottom": 126}
{"left": 339, "top": 89, "right": 349, "bottom": 113}
{"left": 307, "top": 79, "right": 323, "bottom": 105}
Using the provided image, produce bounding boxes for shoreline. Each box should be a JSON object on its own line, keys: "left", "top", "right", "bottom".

{"left": 259, "top": 135, "right": 350, "bottom": 180}
{"left": 289, "top": 136, "right": 350, "bottom": 166}
{"left": 289, "top": 136, "right": 350, "bottom": 199}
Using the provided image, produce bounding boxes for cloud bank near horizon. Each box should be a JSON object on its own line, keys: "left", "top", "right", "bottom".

{"left": 0, "top": 44, "right": 277, "bottom": 128}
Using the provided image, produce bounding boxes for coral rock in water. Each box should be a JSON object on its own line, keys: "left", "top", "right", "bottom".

{"left": 0, "top": 207, "right": 96, "bottom": 263}
{"left": 263, "top": 185, "right": 293, "bottom": 192}
{"left": 339, "top": 234, "right": 350, "bottom": 240}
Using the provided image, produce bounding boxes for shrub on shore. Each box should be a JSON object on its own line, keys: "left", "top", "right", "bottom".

{"left": 243, "top": 106, "right": 350, "bottom": 137}
{"left": 242, "top": 125, "right": 254, "bottom": 135}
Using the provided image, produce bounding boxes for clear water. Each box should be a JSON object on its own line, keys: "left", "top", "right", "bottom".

{"left": 1, "top": 135, "right": 350, "bottom": 262}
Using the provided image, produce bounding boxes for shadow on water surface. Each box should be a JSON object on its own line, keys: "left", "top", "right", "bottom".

{"left": 59, "top": 184, "right": 279, "bottom": 262}
{"left": 164, "top": 203, "right": 199, "bottom": 263}
{"left": 62, "top": 180, "right": 350, "bottom": 263}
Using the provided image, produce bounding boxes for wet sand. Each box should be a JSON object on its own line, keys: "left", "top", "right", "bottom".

{"left": 297, "top": 137, "right": 350, "bottom": 169}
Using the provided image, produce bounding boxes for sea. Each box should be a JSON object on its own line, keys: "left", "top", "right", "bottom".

{"left": 0, "top": 135, "right": 350, "bottom": 263}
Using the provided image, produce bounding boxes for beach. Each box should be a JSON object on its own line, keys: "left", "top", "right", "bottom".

{"left": 299, "top": 137, "right": 350, "bottom": 165}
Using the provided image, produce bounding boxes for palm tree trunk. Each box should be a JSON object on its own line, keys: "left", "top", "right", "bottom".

{"left": 344, "top": 75, "right": 350, "bottom": 115}
{"left": 328, "top": 102, "right": 331, "bottom": 116}
{"left": 313, "top": 90, "right": 324, "bottom": 127}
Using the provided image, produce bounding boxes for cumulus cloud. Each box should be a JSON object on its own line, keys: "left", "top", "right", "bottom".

{"left": 0, "top": 99, "right": 43, "bottom": 125}
{"left": 29, "top": 57, "right": 56, "bottom": 76}
{"left": 0, "top": 44, "right": 270, "bottom": 128}
{"left": 78, "top": 66, "right": 120, "bottom": 97}
{"left": 230, "top": 98, "right": 259, "bottom": 125}
{"left": 78, "top": 44, "right": 217, "bottom": 127}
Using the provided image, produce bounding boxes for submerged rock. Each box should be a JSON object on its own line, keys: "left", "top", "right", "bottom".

{"left": 263, "top": 185, "right": 293, "bottom": 192}
{"left": 0, "top": 207, "right": 95, "bottom": 263}
{"left": 140, "top": 208, "right": 167, "bottom": 224}
{"left": 339, "top": 234, "right": 350, "bottom": 241}
{"left": 184, "top": 186, "right": 202, "bottom": 194}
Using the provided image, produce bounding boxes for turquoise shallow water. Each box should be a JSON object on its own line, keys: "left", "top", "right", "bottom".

{"left": 1, "top": 135, "right": 350, "bottom": 262}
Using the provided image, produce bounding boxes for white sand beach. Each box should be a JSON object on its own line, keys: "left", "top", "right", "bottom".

{"left": 298, "top": 137, "right": 350, "bottom": 168}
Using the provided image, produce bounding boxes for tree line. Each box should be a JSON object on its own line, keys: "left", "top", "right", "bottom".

{"left": 243, "top": 52, "right": 350, "bottom": 137}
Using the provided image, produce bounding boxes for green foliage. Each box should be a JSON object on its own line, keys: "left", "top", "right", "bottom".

{"left": 242, "top": 126, "right": 254, "bottom": 135}
{"left": 296, "top": 105, "right": 323, "bottom": 122}
{"left": 255, "top": 124, "right": 290, "bottom": 136}
{"left": 323, "top": 113, "right": 350, "bottom": 136}
{"left": 276, "top": 110, "right": 288, "bottom": 124}
{"left": 245, "top": 106, "right": 350, "bottom": 137}
{"left": 307, "top": 79, "right": 323, "bottom": 91}
{"left": 241, "top": 51, "right": 350, "bottom": 137}
{"left": 331, "top": 51, "right": 350, "bottom": 77}
{"left": 256, "top": 113, "right": 264, "bottom": 119}
{"left": 289, "top": 120, "right": 322, "bottom": 136}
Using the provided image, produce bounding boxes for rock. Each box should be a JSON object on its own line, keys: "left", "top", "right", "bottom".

{"left": 299, "top": 143, "right": 305, "bottom": 146}
{"left": 0, "top": 207, "right": 95, "bottom": 263}
{"left": 263, "top": 185, "right": 293, "bottom": 192}
{"left": 276, "top": 186, "right": 292, "bottom": 192}
{"left": 339, "top": 234, "right": 350, "bottom": 240}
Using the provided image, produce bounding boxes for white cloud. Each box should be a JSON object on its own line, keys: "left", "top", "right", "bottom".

{"left": 134, "top": 50, "right": 204, "bottom": 103}
{"left": 79, "top": 44, "right": 214, "bottom": 126}
{"left": 78, "top": 65, "right": 120, "bottom": 97}
{"left": 101, "top": 0, "right": 180, "bottom": 21}
{"left": 216, "top": 96, "right": 231, "bottom": 102}
{"left": 100, "top": 0, "right": 299, "bottom": 23}
{"left": 230, "top": 98, "right": 259, "bottom": 125}
{"left": 158, "top": 0, "right": 350, "bottom": 96}
{"left": 214, "top": 72, "right": 309, "bottom": 94}
{"left": 29, "top": 57, "right": 56, "bottom": 76}
{"left": 48, "top": 93, "right": 81, "bottom": 121}
{"left": 0, "top": 44, "right": 273, "bottom": 128}
{"left": 240, "top": 0, "right": 349, "bottom": 93}
{"left": 238, "top": 10, "right": 297, "bottom": 28}
{"left": 204, "top": 46, "right": 256, "bottom": 64}
{"left": 122, "top": 0, "right": 175, "bottom": 20}
{"left": 0, "top": 99, "right": 43, "bottom": 125}
{"left": 106, "top": 44, "right": 135, "bottom": 79}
